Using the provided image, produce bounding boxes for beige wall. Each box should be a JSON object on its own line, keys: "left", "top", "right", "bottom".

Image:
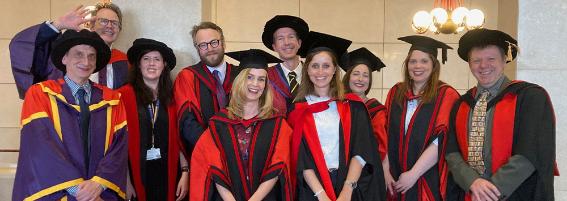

{"left": 207, "top": 0, "right": 502, "bottom": 103}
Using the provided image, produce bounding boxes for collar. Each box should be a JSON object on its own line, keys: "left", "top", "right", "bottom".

{"left": 280, "top": 61, "right": 303, "bottom": 83}
{"left": 476, "top": 75, "right": 509, "bottom": 99}
{"left": 64, "top": 75, "right": 92, "bottom": 103}
{"left": 206, "top": 61, "right": 227, "bottom": 75}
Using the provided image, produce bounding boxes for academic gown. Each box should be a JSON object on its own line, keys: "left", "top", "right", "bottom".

{"left": 118, "top": 85, "right": 184, "bottom": 201}
{"left": 385, "top": 83, "right": 460, "bottom": 201}
{"left": 366, "top": 98, "right": 388, "bottom": 160}
{"left": 445, "top": 81, "right": 558, "bottom": 201}
{"left": 190, "top": 110, "right": 293, "bottom": 201}
{"left": 288, "top": 95, "right": 386, "bottom": 201}
{"left": 267, "top": 64, "right": 294, "bottom": 114}
{"left": 13, "top": 79, "right": 128, "bottom": 201}
{"left": 10, "top": 23, "right": 129, "bottom": 99}
{"left": 173, "top": 61, "right": 240, "bottom": 154}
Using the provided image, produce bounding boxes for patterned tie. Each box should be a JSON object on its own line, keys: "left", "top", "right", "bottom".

{"left": 213, "top": 70, "right": 227, "bottom": 108}
{"left": 468, "top": 90, "right": 489, "bottom": 174}
{"left": 77, "top": 88, "right": 91, "bottom": 170}
{"left": 288, "top": 71, "right": 298, "bottom": 97}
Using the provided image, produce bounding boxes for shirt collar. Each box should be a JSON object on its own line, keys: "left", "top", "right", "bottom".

{"left": 64, "top": 76, "right": 92, "bottom": 103}
{"left": 280, "top": 62, "right": 303, "bottom": 83}
{"left": 206, "top": 61, "right": 227, "bottom": 75}
{"left": 476, "top": 75, "right": 509, "bottom": 99}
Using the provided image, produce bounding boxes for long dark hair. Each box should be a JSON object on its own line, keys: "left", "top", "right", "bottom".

{"left": 128, "top": 49, "right": 173, "bottom": 106}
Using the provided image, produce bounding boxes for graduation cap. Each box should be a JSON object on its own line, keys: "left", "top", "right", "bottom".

{"left": 262, "top": 15, "right": 309, "bottom": 50}
{"left": 297, "top": 31, "right": 352, "bottom": 58}
{"left": 398, "top": 35, "right": 453, "bottom": 64}
{"left": 225, "top": 49, "right": 282, "bottom": 69}
{"left": 339, "top": 47, "right": 386, "bottom": 72}
{"left": 458, "top": 28, "right": 518, "bottom": 63}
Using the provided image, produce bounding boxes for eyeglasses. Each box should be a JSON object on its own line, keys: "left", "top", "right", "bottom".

{"left": 97, "top": 18, "right": 120, "bottom": 28}
{"left": 196, "top": 39, "right": 221, "bottom": 51}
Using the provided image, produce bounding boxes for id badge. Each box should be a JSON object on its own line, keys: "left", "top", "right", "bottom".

{"left": 146, "top": 147, "right": 161, "bottom": 160}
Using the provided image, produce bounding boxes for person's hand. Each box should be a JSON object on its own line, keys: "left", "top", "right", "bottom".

{"left": 316, "top": 193, "right": 332, "bottom": 201}
{"left": 394, "top": 170, "right": 419, "bottom": 194}
{"left": 336, "top": 185, "right": 353, "bottom": 201}
{"left": 176, "top": 172, "right": 189, "bottom": 201}
{"left": 469, "top": 178, "right": 501, "bottom": 201}
{"left": 52, "top": 5, "right": 92, "bottom": 31}
{"left": 126, "top": 176, "right": 136, "bottom": 200}
{"left": 384, "top": 170, "right": 396, "bottom": 196}
{"left": 76, "top": 180, "right": 104, "bottom": 201}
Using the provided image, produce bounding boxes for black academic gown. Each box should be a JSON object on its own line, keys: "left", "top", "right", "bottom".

{"left": 288, "top": 95, "right": 386, "bottom": 201}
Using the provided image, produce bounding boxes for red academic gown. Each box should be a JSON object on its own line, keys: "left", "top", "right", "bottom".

{"left": 445, "top": 81, "right": 558, "bottom": 201}
{"left": 118, "top": 85, "right": 184, "bottom": 201}
{"left": 288, "top": 94, "right": 386, "bottom": 201}
{"left": 173, "top": 62, "right": 240, "bottom": 154}
{"left": 9, "top": 23, "right": 129, "bottom": 99}
{"left": 267, "top": 64, "right": 294, "bottom": 114}
{"left": 190, "top": 110, "right": 293, "bottom": 201}
{"left": 13, "top": 79, "right": 128, "bottom": 201}
{"left": 366, "top": 98, "right": 388, "bottom": 160}
{"left": 385, "top": 83, "right": 460, "bottom": 201}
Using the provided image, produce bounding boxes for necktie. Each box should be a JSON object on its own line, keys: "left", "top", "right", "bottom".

{"left": 213, "top": 70, "right": 227, "bottom": 108}
{"left": 288, "top": 71, "right": 298, "bottom": 97}
{"left": 77, "top": 88, "right": 91, "bottom": 170}
{"left": 468, "top": 90, "right": 489, "bottom": 174}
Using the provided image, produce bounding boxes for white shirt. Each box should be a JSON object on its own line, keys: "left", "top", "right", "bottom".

{"left": 306, "top": 95, "right": 366, "bottom": 169}
{"left": 279, "top": 62, "right": 302, "bottom": 85}
{"left": 405, "top": 99, "right": 438, "bottom": 145}
{"left": 207, "top": 61, "right": 227, "bottom": 84}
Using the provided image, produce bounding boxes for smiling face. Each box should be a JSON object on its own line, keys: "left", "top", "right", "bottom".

{"left": 468, "top": 45, "right": 506, "bottom": 88}
{"left": 307, "top": 51, "right": 336, "bottom": 96}
{"left": 348, "top": 64, "right": 371, "bottom": 95}
{"left": 62, "top": 45, "right": 97, "bottom": 85}
{"left": 139, "top": 51, "right": 165, "bottom": 83}
{"left": 243, "top": 68, "right": 268, "bottom": 103}
{"left": 195, "top": 28, "right": 225, "bottom": 67}
{"left": 91, "top": 8, "right": 120, "bottom": 45}
{"left": 407, "top": 50, "right": 434, "bottom": 90}
{"left": 272, "top": 27, "right": 301, "bottom": 61}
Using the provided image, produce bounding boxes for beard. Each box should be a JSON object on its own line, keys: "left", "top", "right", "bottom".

{"left": 200, "top": 49, "right": 224, "bottom": 67}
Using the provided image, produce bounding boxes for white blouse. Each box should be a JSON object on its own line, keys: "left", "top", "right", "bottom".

{"left": 306, "top": 95, "right": 366, "bottom": 169}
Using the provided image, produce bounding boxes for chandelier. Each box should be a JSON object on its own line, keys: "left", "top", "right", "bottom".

{"left": 412, "top": 0, "right": 485, "bottom": 34}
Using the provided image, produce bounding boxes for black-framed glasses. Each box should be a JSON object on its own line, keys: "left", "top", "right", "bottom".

{"left": 97, "top": 18, "right": 120, "bottom": 28}
{"left": 196, "top": 39, "right": 221, "bottom": 51}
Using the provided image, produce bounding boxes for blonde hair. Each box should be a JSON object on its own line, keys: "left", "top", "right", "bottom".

{"left": 226, "top": 68, "right": 275, "bottom": 119}
{"left": 294, "top": 49, "right": 345, "bottom": 102}
{"left": 395, "top": 49, "right": 441, "bottom": 105}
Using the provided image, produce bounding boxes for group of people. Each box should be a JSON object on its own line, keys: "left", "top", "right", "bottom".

{"left": 9, "top": 2, "right": 557, "bottom": 201}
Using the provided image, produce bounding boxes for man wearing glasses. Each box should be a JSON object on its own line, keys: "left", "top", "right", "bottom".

{"left": 10, "top": 3, "right": 129, "bottom": 99}
{"left": 173, "top": 21, "right": 240, "bottom": 158}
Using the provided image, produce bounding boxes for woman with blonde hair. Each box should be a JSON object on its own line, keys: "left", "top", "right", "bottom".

{"left": 289, "top": 31, "right": 386, "bottom": 201}
{"left": 384, "top": 35, "right": 460, "bottom": 200}
{"left": 190, "top": 49, "right": 293, "bottom": 201}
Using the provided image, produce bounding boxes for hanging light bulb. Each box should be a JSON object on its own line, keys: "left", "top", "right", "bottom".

{"left": 466, "top": 9, "right": 485, "bottom": 29}
{"left": 412, "top": 11, "right": 433, "bottom": 34}
{"left": 431, "top": 7, "right": 448, "bottom": 26}
{"left": 451, "top": 7, "right": 469, "bottom": 25}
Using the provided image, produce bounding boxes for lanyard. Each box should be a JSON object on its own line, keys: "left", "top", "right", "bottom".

{"left": 147, "top": 100, "right": 160, "bottom": 147}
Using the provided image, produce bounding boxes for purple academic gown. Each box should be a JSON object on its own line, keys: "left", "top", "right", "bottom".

{"left": 12, "top": 79, "right": 128, "bottom": 201}
{"left": 9, "top": 23, "right": 129, "bottom": 99}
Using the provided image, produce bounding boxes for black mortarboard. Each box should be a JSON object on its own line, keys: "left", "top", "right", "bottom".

{"left": 339, "top": 47, "right": 386, "bottom": 72}
{"left": 458, "top": 28, "right": 518, "bottom": 63}
{"left": 398, "top": 35, "right": 453, "bottom": 64}
{"left": 298, "top": 31, "right": 352, "bottom": 58}
{"left": 127, "top": 38, "right": 176, "bottom": 70}
{"left": 262, "top": 15, "right": 309, "bottom": 50}
{"left": 51, "top": 29, "right": 110, "bottom": 73}
{"left": 225, "top": 49, "right": 282, "bottom": 69}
